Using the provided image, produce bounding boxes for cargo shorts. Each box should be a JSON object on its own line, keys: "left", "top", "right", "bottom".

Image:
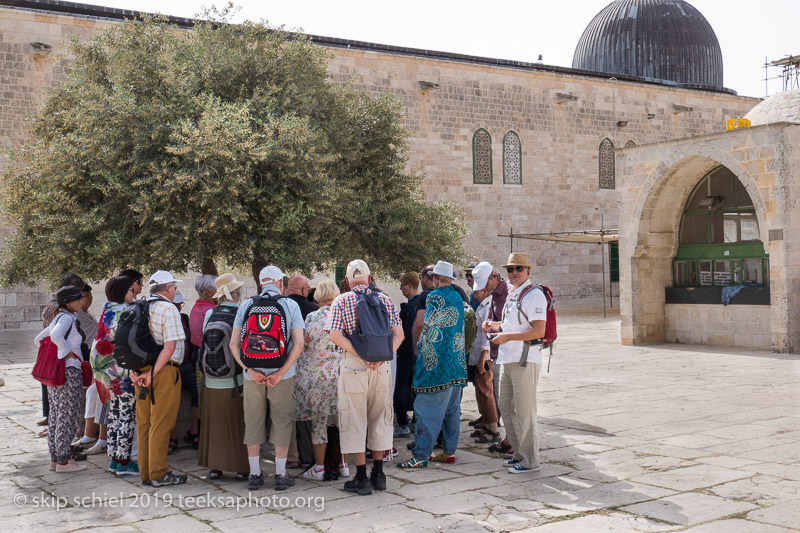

{"left": 337, "top": 353, "right": 394, "bottom": 454}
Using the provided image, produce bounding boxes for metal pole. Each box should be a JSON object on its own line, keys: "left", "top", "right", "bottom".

{"left": 600, "top": 211, "right": 607, "bottom": 318}
{"left": 510, "top": 226, "right": 514, "bottom": 253}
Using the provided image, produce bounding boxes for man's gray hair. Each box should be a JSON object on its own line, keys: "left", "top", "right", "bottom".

{"left": 150, "top": 283, "right": 170, "bottom": 294}
{"left": 492, "top": 267, "right": 504, "bottom": 281}
{"left": 195, "top": 274, "right": 217, "bottom": 295}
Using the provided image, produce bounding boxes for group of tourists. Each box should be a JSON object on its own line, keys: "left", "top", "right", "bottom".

{"left": 33, "top": 252, "right": 549, "bottom": 495}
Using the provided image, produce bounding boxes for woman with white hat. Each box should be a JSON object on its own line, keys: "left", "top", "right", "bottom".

{"left": 197, "top": 273, "right": 250, "bottom": 481}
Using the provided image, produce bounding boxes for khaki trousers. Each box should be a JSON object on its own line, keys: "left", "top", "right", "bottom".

{"left": 474, "top": 360, "right": 498, "bottom": 425}
{"left": 135, "top": 364, "right": 181, "bottom": 481}
{"left": 338, "top": 354, "right": 393, "bottom": 454}
{"left": 498, "top": 362, "right": 541, "bottom": 469}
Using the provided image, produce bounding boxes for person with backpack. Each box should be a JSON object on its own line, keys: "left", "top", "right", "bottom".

{"left": 229, "top": 265, "right": 305, "bottom": 492}
{"left": 396, "top": 261, "right": 467, "bottom": 468}
{"left": 197, "top": 273, "right": 249, "bottom": 481}
{"left": 326, "top": 259, "right": 403, "bottom": 496}
{"left": 295, "top": 280, "right": 347, "bottom": 481}
{"left": 90, "top": 275, "right": 139, "bottom": 477}
{"left": 34, "top": 285, "right": 87, "bottom": 473}
{"left": 483, "top": 253, "right": 547, "bottom": 474}
{"left": 127, "top": 270, "right": 188, "bottom": 487}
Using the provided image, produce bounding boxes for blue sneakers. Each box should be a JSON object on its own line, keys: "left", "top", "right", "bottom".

{"left": 108, "top": 460, "right": 118, "bottom": 472}
{"left": 116, "top": 462, "right": 140, "bottom": 477}
{"left": 508, "top": 464, "right": 541, "bottom": 474}
{"left": 503, "top": 458, "right": 522, "bottom": 466}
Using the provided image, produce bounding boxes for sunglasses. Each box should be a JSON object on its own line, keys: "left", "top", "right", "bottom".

{"left": 465, "top": 273, "right": 474, "bottom": 279}
{"left": 506, "top": 266, "right": 527, "bottom": 273}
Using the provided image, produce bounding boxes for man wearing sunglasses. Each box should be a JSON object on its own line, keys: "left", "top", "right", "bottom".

{"left": 482, "top": 253, "right": 547, "bottom": 474}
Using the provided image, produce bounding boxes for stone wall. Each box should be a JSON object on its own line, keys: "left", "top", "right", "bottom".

{"left": 665, "top": 304, "right": 771, "bottom": 348}
{"left": 0, "top": 5, "right": 758, "bottom": 328}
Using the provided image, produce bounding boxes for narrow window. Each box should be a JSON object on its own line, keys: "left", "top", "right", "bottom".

{"left": 599, "top": 138, "right": 615, "bottom": 189}
{"left": 502, "top": 131, "right": 522, "bottom": 184}
{"left": 473, "top": 129, "right": 492, "bottom": 184}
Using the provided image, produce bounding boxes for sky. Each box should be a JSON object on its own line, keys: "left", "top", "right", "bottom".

{"left": 78, "top": 0, "right": 798, "bottom": 98}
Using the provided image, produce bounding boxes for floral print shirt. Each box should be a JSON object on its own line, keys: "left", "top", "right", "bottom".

{"left": 91, "top": 302, "right": 131, "bottom": 403}
{"left": 295, "top": 306, "right": 340, "bottom": 420}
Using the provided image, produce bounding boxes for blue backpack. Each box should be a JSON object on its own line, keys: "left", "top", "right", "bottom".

{"left": 345, "top": 291, "right": 393, "bottom": 362}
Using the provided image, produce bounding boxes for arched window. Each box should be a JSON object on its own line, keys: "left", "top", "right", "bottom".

{"left": 472, "top": 129, "right": 492, "bottom": 184}
{"left": 673, "top": 166, "right": 768, "bottom": 287}
{"left": 502, "top": 131, "right": 522, "bottom": 184}
{"left": 599, "top": 138, "right": 615, "bottom": 189}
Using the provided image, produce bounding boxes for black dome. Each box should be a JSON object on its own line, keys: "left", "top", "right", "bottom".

{"left": 572, "top": 0, "right": 724, "bottom": 89}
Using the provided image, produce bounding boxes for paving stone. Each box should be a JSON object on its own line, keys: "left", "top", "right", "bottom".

{"left": 630, "top": 464, "right": 751, "bottom": 491}
{"left": 622, "top": 492, "right": 758, "bottom": 526}
{"left": 709, "top": 475, "right": 800, "bottom": 506}
{"left": 535, "top": 480, "right": 677, "bottom": 512}
{"left": 405, "top": 490, "right": 505, "bottom": 515}
{"left": 136, "top": 514, "right": 214, "bottom": 533}
{"left": 746, "top": 498, "right": 800, "bottom": 529}
{"left": 682, "top": 519, "right": 795, "bottom": 532}
{"left": 318, "top": 504, "right": 435, "bottom": 533}
{"left": 516, "top": 511, "right": 677, "bottom": 532}
{"left": 212, "top": 513, "right": 318, "bottom": 532}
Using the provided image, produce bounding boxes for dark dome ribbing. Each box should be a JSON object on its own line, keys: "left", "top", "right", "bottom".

{"left": 572, "top": 0, "right": 723, "bottom": 89}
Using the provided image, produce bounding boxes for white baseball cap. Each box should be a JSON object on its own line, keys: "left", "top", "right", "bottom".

{"left": 259, "top": 265, "right": 284, "bottom": 284}
{"left": 346, "top": 259, "right": 370, "bottom": 281}
{"left": 471, "top": 261, "right": 493, "bottom": 291}
{"left": 148, "top": 270, "right": 182, "bottom": 286}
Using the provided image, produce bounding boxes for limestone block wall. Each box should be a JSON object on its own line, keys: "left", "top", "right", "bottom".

{"left": 665, "top": 304, "right": 771, "bottom": 348}
{"left": 0, "top": 5, "right": 757, "bottom": 328}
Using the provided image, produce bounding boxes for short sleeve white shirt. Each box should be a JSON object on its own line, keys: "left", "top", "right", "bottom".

{"left": 497, "top": 280, "right": 548, "bottom": 365}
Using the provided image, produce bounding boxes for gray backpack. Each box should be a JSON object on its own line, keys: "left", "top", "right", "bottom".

{"left": 345, "top": 291, "right": 393, "bottom": 362}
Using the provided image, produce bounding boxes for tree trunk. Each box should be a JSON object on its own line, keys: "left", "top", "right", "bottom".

{"left": 251, "top": 254, "right": 267, "bottom": 293}
{"left": 200, "top": 257, "right": 218, "bottom": 276}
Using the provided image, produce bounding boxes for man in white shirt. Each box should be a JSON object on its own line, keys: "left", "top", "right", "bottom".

{"left": 482, "top": 253, "right": 547, "bottom": 474}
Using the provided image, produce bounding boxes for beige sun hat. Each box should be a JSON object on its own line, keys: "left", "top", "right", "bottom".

{"left": 213, "top": 272, "right": 245, "bottom": 300}
{"left": 503, "top": 253, "right": 534, "bottom": 268}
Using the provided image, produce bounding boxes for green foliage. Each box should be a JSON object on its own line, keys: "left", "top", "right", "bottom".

{"left": 0, "top": 5, "right": 468, "bottom": 286}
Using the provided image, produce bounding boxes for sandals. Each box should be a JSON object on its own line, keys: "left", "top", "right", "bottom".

{"left": 428, "top": 452, "right": 456, "bottom": 463}
{"left": 167, "top": 438, "right": 178, "bottom": 454}
{"left": 470, "top": 429, "right": 485, "bottom": 438}
{"left": 475, "top": 430, "right": 502, "bottom": 443}
{"left": 468, "top": 417, "right": 483, "bottom": 427}
{"left": 183, "top": 431, "right": 199, "bottom": 449}
{"left": 488, "top": 441, "right": 513, "bottom": 454}
{"left": 396, "top": 458, "right": 428, "bottom": 469}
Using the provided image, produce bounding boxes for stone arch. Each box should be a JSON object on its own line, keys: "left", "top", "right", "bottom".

{"left": 622, "top": 150, "right": 772, "bottom": 346}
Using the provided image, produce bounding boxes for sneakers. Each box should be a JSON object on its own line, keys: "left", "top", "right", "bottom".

{"left": 369, "top": 469, "right": 386, "bottom": 491}
{"left": 56, "top": 460, "right": 87, "bottom": 473}
{"left": 49, "top": 460, "right": 57, "bottom": 472}
{"left": 85, "top": 442, "right": 108, "bottom": 455}
{"left": 343, "top": 475, "right": 372, "bottom": 496}
{"left": 429, "top": 452, "right": 456, "bottom": 463}
{"left": 116, "top": 462, "right": 139, "bottom": 477}
{"left": 383, "top": 447, "right": 399, "bottom": 462}
{"left": 274, "top": 473, "right": 295, "bottom": 491}
{"left": 248, "top": 472, "right": 264, "bottom": 491}
{"left": 37, "top": 417, "right": 49, "bottom": 426}
{"left": 508, "top": 464, "right": 540, "bottom": 474}
{"left": 396, "top": 457, "right": 428, "bottom": 469}
{"left": 302, "top": 465, "right": 325, "bottom": 481}
{"left": 337, "top": 463, "right": 350, "bottom": 477}
{"left": 71, "top": 437, "right": 97, "bottom": 449}
{"left": 393, "top": 425, "right": 411, "bottom": 438}
{"left": 151, "top": 471, "right": 187, "bottom": 487}
{"left": 108, "top": 460, "right": 118, "bottom": 472}
{"left": 503, "top": 458, "right": 522, "bottom": 466}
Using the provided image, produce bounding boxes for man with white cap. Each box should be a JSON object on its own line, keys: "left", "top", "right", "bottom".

{"left": 466, "top": 262, "right": 501, "bottom": 444}
{"left": 326, "top": 259, "right": 403, "bottom": 495}
{"left": 482, "top": 253, "right": 547, "bottom": 473}
{"left": 129, "top": 270, "right": 187, "bottom": 487}
{"left": 396, "top": 261, "right": 467, "bottom": 469}
{"left": 229, "top": 265, "right": 305, "bottom": 491}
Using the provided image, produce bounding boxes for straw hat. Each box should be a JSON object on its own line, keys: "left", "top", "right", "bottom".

{"left": 213, "top": 273, "right": 245, "bottom": 300}
{"left": 503, "top": 253, "right": 534, "bottom": 268}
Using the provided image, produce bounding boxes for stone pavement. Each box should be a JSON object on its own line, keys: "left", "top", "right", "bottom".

{"left": 1, "top": 303, "right": 799, "bottom": 532}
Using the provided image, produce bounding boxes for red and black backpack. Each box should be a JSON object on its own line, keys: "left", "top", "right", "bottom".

{"left": 516, "top": 284, "right": 557, "bottom": 365}
{"left": 239, "top": 295, "right": 289, "bottom": 369}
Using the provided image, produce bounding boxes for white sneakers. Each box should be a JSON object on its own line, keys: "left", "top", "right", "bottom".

{"left": 302, "top": 465, "right": 325, "bottom": 481}
{"left": 85, "top": 442, "right": 108, "bottom": 455}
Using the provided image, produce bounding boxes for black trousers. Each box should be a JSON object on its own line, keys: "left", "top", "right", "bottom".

{"left": 393, "top": 353, "right": 415, "bottom": 426}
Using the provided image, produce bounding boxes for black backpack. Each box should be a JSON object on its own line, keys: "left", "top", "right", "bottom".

{"left": 345, "top": 290, "right": 393, "bottom": 362}
{"left": 200, "top": 305, "right": 240, "bottom": 378}
{"left": 113, "top": 300, "right": 163, "bottom": 371}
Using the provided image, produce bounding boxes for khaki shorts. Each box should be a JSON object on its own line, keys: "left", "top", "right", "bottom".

{"left": 242, "top": 376, "right": 295, "bottom": 448}
{"left": 337, "top": 354, "right": 393, "bottom": 454}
